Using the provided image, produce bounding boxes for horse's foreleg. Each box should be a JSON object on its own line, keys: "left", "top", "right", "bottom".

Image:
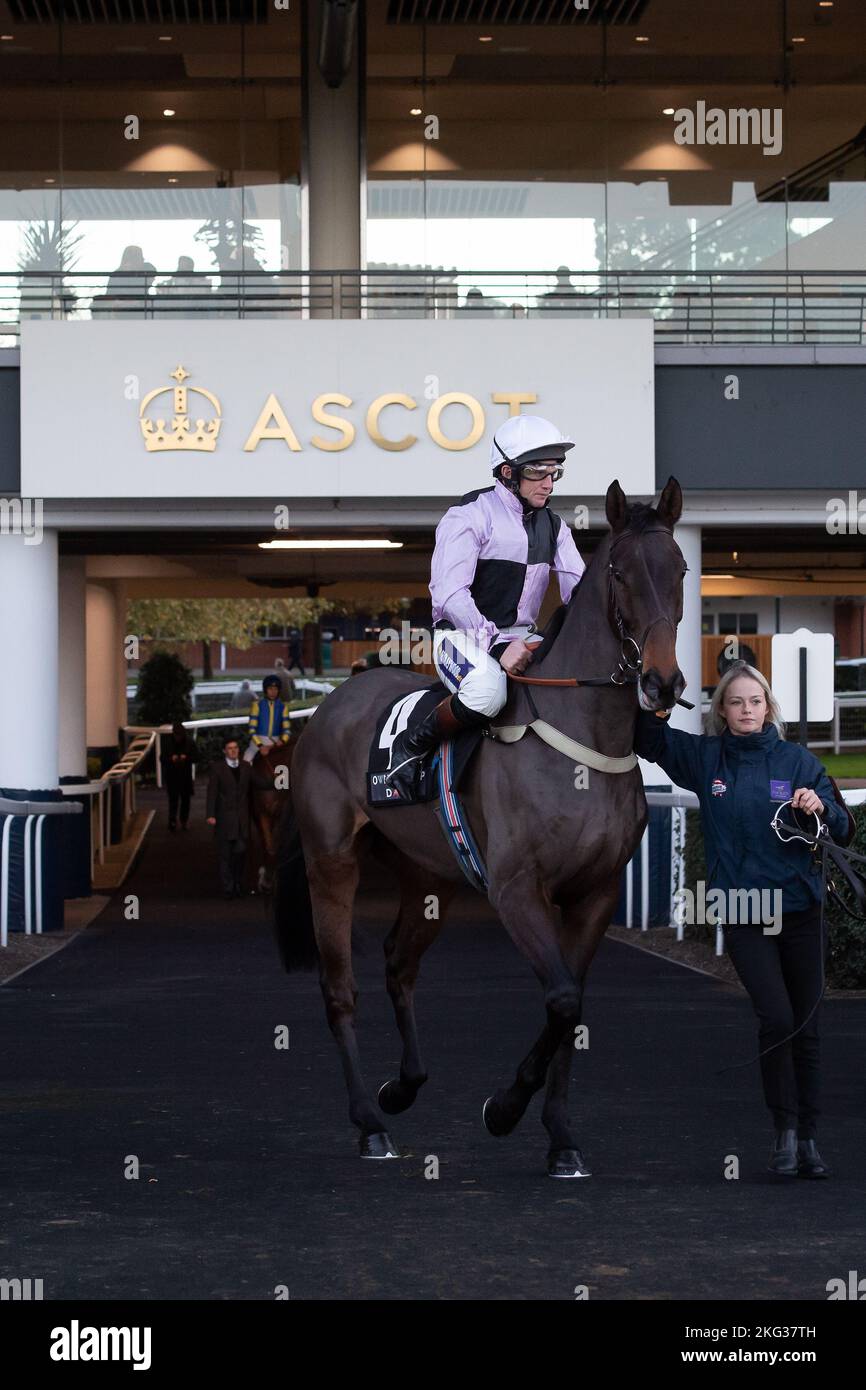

{"left": 540, "top": 879, "right": 624, "bottom": 1177}
{"left": 378, "top": 871, "right": 456, "bottom": 1116}
{"left": 482, "top": 869, "right": 583, "bottom": 1141}
{"left": 309, "top": 847, "right": 398, "bottom": 1158}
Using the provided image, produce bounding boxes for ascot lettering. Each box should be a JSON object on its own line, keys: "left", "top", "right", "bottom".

{"left": 242, "top": 391, "right": 528, "bottom": 453}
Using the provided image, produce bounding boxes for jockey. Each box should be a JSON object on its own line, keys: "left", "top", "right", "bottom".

{"left": 386, "top": 413, "right": 586, "bottom": 796}
{"left": 244, "top": 674, "right": 291, "bottom": 762}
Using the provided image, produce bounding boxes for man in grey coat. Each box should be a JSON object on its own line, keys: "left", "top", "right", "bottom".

{"left": 206, "top": 736, "right": 252, "bottom": 899}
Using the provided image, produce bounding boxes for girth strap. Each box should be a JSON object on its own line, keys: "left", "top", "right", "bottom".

{"left": 490, "top": 719, "right": 637, "bottom": 774}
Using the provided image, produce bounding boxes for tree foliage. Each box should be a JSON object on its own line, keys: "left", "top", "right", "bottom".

{"left": 135, "top": 649, "right": 194, "bottom": 726}
{"left": 127, "top": 596, "right": 412, "bottom": 649}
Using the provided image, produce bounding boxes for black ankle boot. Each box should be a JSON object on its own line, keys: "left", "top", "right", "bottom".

{"left": 385, "top": 696, "right": 465, "bottom": 800}
{"left": 768, "top": 1127, "right": 798, "bottom": 1177}
{"left": 797, "top": 1139, "right": 830, "bottom": 1179}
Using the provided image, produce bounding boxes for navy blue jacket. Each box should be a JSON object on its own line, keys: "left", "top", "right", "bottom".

{"left": 634, "top": 713, "right": 849, "bottom": 917}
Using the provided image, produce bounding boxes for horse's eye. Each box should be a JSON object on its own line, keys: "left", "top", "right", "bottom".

{"left": 614, "top": 570, "right": 625, "bottom": 583}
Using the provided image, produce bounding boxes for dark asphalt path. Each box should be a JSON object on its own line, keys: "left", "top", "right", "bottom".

{"left": 2, "top": 789, "right": 865, "bottom": 1301}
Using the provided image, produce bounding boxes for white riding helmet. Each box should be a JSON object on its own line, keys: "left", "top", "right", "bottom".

{"left": 490, "top": 414, "right": 575, "bottom": 474}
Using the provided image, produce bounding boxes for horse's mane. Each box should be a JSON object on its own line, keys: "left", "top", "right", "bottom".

{"left": 532, "top": 501, "right": 665, "bottom": 661}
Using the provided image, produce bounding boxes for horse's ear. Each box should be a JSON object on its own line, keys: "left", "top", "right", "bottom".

{"left": 605, "top": 479, "right": 629, "bottom": 533}
{"left": 656, "top": 476, "right": 683, "bottom": 529}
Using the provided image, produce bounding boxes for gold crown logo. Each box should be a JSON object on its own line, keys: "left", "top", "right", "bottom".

{"left": 139, "top": 365, "right": 222, "bottom": 452}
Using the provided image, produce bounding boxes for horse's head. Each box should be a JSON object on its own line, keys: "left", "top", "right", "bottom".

{"left": 605, "top": 476, "right": 686, "bottom": 712}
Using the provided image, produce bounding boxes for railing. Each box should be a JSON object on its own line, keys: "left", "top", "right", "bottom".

{"left": 5, "top": 270, "right": 866, "bottom": 345}
{"left": 0, "top": 796, "right": 82, "bottom": 946}
{"left": 626, "top": 787, "right": 866, "bottom": 958}
{"left": 61, "top": 731, "right": 157, "bottom": 875}
{"left": 780, "top": 696, "right": 866, "bottom": 754}
{"left": 125, "top": 683, "right": 335, "bottom": 787}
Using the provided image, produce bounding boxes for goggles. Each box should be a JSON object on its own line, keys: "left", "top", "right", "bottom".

{"left": 520, "top": 464, "right": 564, "bottom": 482}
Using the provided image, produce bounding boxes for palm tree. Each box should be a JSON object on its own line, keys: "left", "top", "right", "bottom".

{"left": 18, "top": 219, "right": 84, "bottom": 320}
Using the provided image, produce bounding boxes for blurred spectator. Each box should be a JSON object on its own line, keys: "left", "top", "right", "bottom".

{"left": 160, "top": 721, "right": 198, "bottom": 832}
{"left": 286, "top": 627, "right": 306, "bottom": 676}
{"left": 231, "top": 679, "right": 254, "bottom": 710}
{"left": 206, "top": 736, "right": 252, "bottom": 900}
{"left": 536, "top": 265, "right": 579, "bottom": 316}
{"left": 273, "top": 657, "right": 295, "bottom": 701}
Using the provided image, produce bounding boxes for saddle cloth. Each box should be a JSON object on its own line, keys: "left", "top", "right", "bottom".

{"left": 367, "top": 681, "right": 482, "bottom": 808}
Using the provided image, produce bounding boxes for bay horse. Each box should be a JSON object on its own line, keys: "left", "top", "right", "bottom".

{"left": 275, "top": 478, "right": 687, "bottom": 1174}
{"left": 249, "top": 740, "right": 294, "bottom": 894}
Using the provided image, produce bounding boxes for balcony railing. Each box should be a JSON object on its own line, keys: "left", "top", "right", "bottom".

{"left": 4, "top": 269, "right": 866, "bottom": 345}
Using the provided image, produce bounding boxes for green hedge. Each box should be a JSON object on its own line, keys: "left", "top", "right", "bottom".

{"left": 682, "top": 804, "right": 866, "bottom": 987}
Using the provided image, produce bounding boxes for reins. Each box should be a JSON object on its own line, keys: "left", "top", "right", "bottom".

{"left": 508, "top": 532, "right": 695, "bottom": 709}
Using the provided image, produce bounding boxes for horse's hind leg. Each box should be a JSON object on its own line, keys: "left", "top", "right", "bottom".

{"left": 378, "top": 863, "right": 457, "bottom": 1116}
{"left": 306, "top": 829, "right": 398, "bottom": 1159}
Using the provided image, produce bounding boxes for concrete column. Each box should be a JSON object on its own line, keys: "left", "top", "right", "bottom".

{"left": 302, "top": 0, "right": 363, "bottom": 309}
{"left": 58, "top": 556, "right": 87, "bottom": 778}
{"left": 672, "top": 524, "right": 702, "bottom": 735}
{"left": 114, "top": 580, "right": 130, "bottom": 736}
{"left": 0, "top": 529, "right": 59, "bottom": 788}
{"left": 86, "top": 582, "right": 122, "bottom": 750}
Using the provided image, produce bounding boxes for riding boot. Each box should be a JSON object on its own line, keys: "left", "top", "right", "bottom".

{"left": 797, "top": 1138, "right": 830, "bottom": 1179}
{"left": 385, "top": 695, "right": 467, "bottom": 800}
{"left": 767, "top": 1127, "right": 798, "bottom": 1177}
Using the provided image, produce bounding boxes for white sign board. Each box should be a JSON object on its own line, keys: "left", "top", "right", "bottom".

{"left": 771, "top": 629, "right": 835, "bottom": 722}
{"left": 21, "top": 319, "right": 654, "bottom": 500}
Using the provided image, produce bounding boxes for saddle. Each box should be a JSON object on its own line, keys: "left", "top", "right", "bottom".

{"left": 367, "top": 682, "right": 482, "bottom": 808}
{"left": 367, "top": 683, "right": 488, "bottom": 892}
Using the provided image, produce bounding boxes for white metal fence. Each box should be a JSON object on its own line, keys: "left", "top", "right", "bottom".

{"left": 0, "top": 797, "right": 82, "bottom": 947}
{"left": 626, "top": 787, "right": 866, "bottom": 957}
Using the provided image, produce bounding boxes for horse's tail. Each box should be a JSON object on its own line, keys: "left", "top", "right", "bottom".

{"left": 273, "top": 796, "right": 319, "bottom": 973}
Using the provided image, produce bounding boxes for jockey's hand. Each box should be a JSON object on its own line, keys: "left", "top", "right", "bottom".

{"left": 792, "top": 787, "right": 825, "bottom": 817}
{"left": 499, "top": 639, "right": 536, "bottom": 675}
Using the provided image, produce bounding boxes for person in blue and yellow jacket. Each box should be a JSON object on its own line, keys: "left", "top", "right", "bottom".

{"left": 634, "top": 659, "right": 849, "bottom": 1182}
{"left": 243, "top": 674, "right": 291, "bottom": 762}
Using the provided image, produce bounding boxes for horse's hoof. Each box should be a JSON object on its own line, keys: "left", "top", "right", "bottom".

{"left": 359, "top": 1131, "right": 400, "bottom": 1159}
{"left": 547, "top": 1148, "right": 592, "bottom": 1179}
{"left": 378, "top": 1080, "right": 416, "bottom": 1116}
{"left": 482, "top": 1095, "right": 517, "bottom": 1138}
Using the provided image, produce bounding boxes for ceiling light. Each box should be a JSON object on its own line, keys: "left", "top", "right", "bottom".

{"left": 791, "top": 36, "right": 806, "bottom": 42}
{"left": 258, "top": 539, "right": 404, "bottom": 551}
{"left": 818, "top": 2, "right": 833, "bottom": 7}
{"left": 635, "top": 35, "right": 649, "bottom": 43}
{"left": 479, "top": 35, "right": 493, "bottom": 42}
{"left": 167, "top": 177, "right": 178, "bottom": 183}
{"left": 663, "top": 107, "right": 675, "bottom": 115}
{"left": 44, "top": 177, "right": 55, "bottom": 183}
{"left": 163, "top": 108, "right": 175, "bottom": 116}
{"left": 1, "top": 34, "right": 14, "bottom": 40}
{"left": 158, "top": 34, "right": 172, "bottom": 41}
{"left": 410, "top": 107, "right": 421, "bottom": 115}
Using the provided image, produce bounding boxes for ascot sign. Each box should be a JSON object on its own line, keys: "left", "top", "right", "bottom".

{"left": 139, "top": 363, "right": 537, "bottom": 456}
{"left": 21, "top": 319, "right": 654, "bottom": 498}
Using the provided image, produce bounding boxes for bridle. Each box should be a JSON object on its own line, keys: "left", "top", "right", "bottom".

{"left": 509, "top": 527, "right": 695, "bottom": 710}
